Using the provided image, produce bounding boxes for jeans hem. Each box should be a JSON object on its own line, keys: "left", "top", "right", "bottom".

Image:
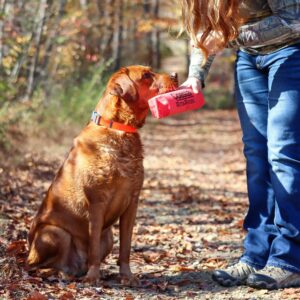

{"left": 239, "top": 257, "right": 265, "bottom": 269}
{"left": 267, "top": 260, "right": 300, "bottom": 274}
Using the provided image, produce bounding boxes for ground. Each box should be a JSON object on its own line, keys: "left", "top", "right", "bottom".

{"left": 1, "top": 110, "right": 300, "bottom": 299}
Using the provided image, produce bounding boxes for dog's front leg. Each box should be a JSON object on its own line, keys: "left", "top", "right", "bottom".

{"left": 85, "top": 202, "right": 106, "bottom": 284}
{"left": 119, "top": 195, "right": 139, "bottom": 286}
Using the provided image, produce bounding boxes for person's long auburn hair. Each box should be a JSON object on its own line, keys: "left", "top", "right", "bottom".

{"left": 180, "top": 0, "right": 242, "bottom": 63}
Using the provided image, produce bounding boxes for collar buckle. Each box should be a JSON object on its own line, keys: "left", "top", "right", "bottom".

{"left": 91, "top": 111, "right": 101, "bottom": 125}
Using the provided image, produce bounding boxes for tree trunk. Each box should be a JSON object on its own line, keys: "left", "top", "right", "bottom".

{"left": 112, "top": 0, "right": 123, "bottom": 70}
{"left": 100, "top": 0, "right": 115, "bottom": 62}
{"left": 24, "top": 0, "right": 49, "bottom": 101}
{"left": 94, "top": 0, "right": 103, "bottom": 18}
{"left": 0, "top": 0, "right": 7, "bottom": 68}
{"left": 143, "top": 0, "right": 152, "bottom": 65}
{"left": 42, "top": 0, "right": 67, "bottom": 103}
{"left": 130, "top": 19, "right": 139, "bottom": 62}
{"left": 151, "top": 0, "right": 160, "bottom": 69}
{"left": 10, "top": 37, "right": 33, "bottom": 82}
{"left": 16, "top": 0, "right": 25, "bottom": 9}
{"left": 79, "top": 0, "right": 88, "bottom": 10}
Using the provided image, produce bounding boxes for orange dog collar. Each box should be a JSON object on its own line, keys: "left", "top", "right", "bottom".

{"left": 91, "top": 111, "right": 137, "bottom": 133}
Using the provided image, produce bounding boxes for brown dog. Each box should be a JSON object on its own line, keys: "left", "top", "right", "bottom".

{"left": 27, "top": 65, "right": 178, "bottom": 284}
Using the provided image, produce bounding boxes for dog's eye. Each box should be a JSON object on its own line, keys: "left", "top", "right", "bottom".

{"left": 142, "top": 72, "right": 153, "bottom": 79}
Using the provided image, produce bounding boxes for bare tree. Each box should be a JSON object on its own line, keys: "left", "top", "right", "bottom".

{"left": 142, "top": 0, "right": 161, "bottom": 68}
{"left": 0, "top": 0, "right": 7, "bottom": 68}
{"left": 79, "top": 0, "right": 88, "bottom": 10}
{"left": 100, "top": 0, "right": 116, "bottom": 62}
{"left": 41, "top": 0, "right": 67, "bottom": 103}
{"left": 94, "top": 0, "right": 103, "bottom": 17}
{"left": 151, "top": 0, "right": 160, "bottom": 69}
{"left": 112, "top": 0, "right": 123, "bottom": 70}
{"left": 143, "top": 0, "right": 152, "bottom": 65}
{"left": 25, "top": 0, "right": 49, "bottom": 100}
{"left": 1, "top": 0, "right": 178, "bottom": 103}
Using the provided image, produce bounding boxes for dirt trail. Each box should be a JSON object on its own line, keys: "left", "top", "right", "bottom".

{"left": 0, "top": 110, "right": 298, "bottom": 299}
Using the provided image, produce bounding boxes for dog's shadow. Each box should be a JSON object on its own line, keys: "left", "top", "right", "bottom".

{"left": 33, "top": 265, "right": 227, "bottom": 296}
{"left": 101, "top": 269, "right": 225, "bottom": 296}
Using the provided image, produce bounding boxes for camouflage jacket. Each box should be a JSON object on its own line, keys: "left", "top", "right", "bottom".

{"left": 189, "top": 0, "right": 300, "bottom": 84}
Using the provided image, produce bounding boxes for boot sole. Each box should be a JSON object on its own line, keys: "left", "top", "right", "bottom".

{"left": 247, "top": 279, "right": 278, "bottom": 290}
{"left": 212, "top": 273, "right": 245, "bottom": 287}
{"left": 247, "top": 273, "right": 300, "bottom": 290}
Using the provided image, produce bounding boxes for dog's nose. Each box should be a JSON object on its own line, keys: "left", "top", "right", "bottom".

{"left": 170, "top": 72, "right": 178, "bottom": 81}
{"left": 170, "top": 72, "right": 178, "bottom": 87}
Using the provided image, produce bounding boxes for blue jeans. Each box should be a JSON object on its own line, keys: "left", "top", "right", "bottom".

{"left": 235, "top": 44, "right": 300, "bottom": 273}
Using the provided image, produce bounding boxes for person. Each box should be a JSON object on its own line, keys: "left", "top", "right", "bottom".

{"left": 180, "top": 0, "right": 300, "bottom": 290}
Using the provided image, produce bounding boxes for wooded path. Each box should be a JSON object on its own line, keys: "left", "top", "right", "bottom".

{"left": 0, "top": 110, "right": 298, "bottom": 299}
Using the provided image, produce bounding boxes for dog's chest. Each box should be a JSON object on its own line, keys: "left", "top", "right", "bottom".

{"left": 115, "top": 154, "right": 143, "bottom": 179}
{"left": 93, "top": 134, "right": 144, "bottom": 180}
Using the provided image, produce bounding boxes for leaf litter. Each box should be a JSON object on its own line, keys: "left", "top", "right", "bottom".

{"left": 0, "top": 110, "right": 290, "bottom": 299}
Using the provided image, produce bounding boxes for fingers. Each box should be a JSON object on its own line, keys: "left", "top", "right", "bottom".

{"left": 180, "top": 77, "right": 202, "bottom": 93}
{"left": 191, "top": 79, "right": 202, "bottom": 93}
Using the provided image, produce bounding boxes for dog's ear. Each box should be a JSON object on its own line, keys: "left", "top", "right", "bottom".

{"left": 109, "top": 73, "right": 137, "bottom": 102}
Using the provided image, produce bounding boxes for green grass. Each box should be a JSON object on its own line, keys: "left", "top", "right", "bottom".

{"left": 0, "top": 64, "right": 109, "bottom": 155}
{"left": 44, "top": 64, "right": 109, "bottom": 125}
{"left": 0, "top": 62, "right": 235, "bottom": 160}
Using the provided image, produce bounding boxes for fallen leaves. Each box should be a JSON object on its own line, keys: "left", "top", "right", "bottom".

{"left": 124, "top": 294, "right": 134, "bottom": 300}
{"left": 143, "top": 250, "right": 168, "bottom": 264}
{"left": 58, "top": 291, "right": 75, "bottom": 300}
{"left": 201, "top": 258, "right": 228, "bottom": 270}
{"left": 281, "top": 287, "right": 300, "bottom": 299}
{"left": 169, "top": 265, "right": 196, "bottom": 273}
{"left": 7, "top": 240, "right": 27, "bottom": 256}
{"left": 27, "top": 291, "right": 47, "bottom": 300}
{"left": 0, "top": 110, "right": 286, "bottom": 299}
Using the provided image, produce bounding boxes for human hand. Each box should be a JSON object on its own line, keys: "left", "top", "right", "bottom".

{"left": 180, "top": 77, "right": 202, "bottom": 93}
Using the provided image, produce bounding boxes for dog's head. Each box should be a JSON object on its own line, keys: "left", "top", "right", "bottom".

{"left": 96, "top": 65, "right": 178, "bottom": 128}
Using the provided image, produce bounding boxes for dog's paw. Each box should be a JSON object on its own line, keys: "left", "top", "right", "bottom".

{"left": 120, "top": 274, "right": 140, "bottom": 287}
{"left": 58, "top": 270, "right": 75, "bottom": 282}
{"left": 83, "top": 275, "right": 102, "bottom": 286}
{"left": 83, "top": 266, "right": 102, "bottom": 285}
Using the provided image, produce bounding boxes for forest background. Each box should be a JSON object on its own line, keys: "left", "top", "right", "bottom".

{"left": 0, "top": 0, "right": 234, "bottom": 159}
{"left": 2, "top": 1, "right": 299, "bottom": 299}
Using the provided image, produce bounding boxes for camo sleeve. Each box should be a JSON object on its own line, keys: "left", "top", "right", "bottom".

{"left": 188, "top": 46, "right": 215, "bottom": 88}
{"left": 236, "top": 0, "right": 300, "bottom": 47}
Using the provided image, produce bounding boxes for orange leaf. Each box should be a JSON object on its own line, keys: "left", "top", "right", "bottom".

{"left": 170, "top": 265, "right": 195, "bottom": 272}
{"left": 26, "top": 291, "right": 47, "bottom": 300}
{"left": 59, "top": 292, "right": 75, "bottom": 300}
{"left": 6, "top": 240, "right": 27, "bottom": 255}
{"left": 66, "top": 282, "right": 77, "bottom": 289}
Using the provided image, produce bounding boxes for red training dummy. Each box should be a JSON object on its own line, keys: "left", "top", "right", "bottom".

{"left": 148, "top": 88, "right": 205, "bottom": 119}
